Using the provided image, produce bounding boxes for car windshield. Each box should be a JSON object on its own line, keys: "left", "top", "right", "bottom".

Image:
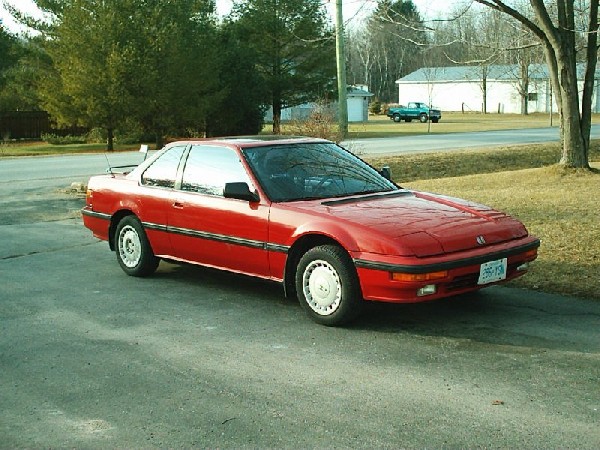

{"left": 243, "top": 142, "right": 398, "bottom": 202}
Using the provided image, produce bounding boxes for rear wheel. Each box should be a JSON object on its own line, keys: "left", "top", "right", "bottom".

{"left": 419, "top": 113, "right": 428, "bottom": 123}
{"left": 115, "top": 215, "right": 159, "bottom": 277}
{"left": 393, "top": 114, "right": 401, "bottom": 122}
{"left": 295, "top": 245, "right": 363, "bottom": 326}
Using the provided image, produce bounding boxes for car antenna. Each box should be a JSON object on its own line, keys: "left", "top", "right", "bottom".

{"left": 104, "top": 154, "right": 114, "bottom": 176}
{"left": 139, "top": 144, "right": 149, "bottom": 161}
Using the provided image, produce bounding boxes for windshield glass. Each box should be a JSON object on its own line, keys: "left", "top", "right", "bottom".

{"left": 243, "top": 142, "right": 398, "bottom": 202}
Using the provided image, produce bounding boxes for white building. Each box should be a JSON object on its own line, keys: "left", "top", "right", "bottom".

{"left": 264, "top": 85, "right": 374, "bottom": 123}
{"left": 395, "top": 64, "right": 600, "bottom": 114}
{"left": 346, "top": 85, "right": 374, "bottom": 122}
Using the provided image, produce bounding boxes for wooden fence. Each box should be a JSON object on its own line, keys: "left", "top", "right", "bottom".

{"left": 0, "top": 111, "right": 88, "bottom": 140}
{"left": 0, "top": 111, "right": 50, "bottom": 140}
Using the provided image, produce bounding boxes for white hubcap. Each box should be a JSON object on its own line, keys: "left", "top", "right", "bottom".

{"left": 303, "top": 260, "right": 342, "bottom": 315}
{"left": 118, "top": 225, "right": 141, "bottom": 268}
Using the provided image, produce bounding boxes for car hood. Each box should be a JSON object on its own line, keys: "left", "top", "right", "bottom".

{"left": 300, "top": 191, "right": 528, "bottom": 257}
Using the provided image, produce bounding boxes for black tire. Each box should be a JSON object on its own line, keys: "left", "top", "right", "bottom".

{"left": 295, "top": 245, "right": 363, "bottom": 326}
{"left": 419, "top": 113, "right": 428, "bottom": 123}
{"left": 393, "top": 114, "right": 401, "bottom": 122}
{"left": 114, "top": 215, "right": 159, "bottom": 277}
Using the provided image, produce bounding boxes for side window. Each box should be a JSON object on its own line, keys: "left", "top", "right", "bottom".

{"left": 181, "top": 145, "right": 250, "bottom": 196}
{"left": 141, "top": 146, "right": 186, "bottom": 188}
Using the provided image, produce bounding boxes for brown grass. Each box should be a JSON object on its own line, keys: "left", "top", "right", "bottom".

{"left": 366, "top": 141, "right": 600, "bottom": 183}
{"left": 347, "top": 112, "right": 565, "bottom": 138}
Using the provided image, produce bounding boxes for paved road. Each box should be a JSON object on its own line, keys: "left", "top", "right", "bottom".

{"left": 0, "top": 151, "right": 147, "bottom": 184}
{"left": 344, "top": 123, "right": 600, "bottom": 155}
{"left": 1, "top": 132, "right": 599, "bottom": 448}
{"left": 1, "top": 217, "right": 599, "bottom": 448}
{"left": 3, "top": 124, "right": 599, "bottom": 191}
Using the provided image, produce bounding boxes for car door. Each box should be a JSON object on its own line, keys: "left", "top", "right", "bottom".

{"left": 167, "top": 144, "right": 271, "bottom": 278}
{"left": 137, "top": 144, "right": 187, "bottom": 256}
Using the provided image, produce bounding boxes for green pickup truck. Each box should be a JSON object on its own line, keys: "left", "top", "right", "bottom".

{"left": 386, "top": 102, "right": 442, "bottom": 123}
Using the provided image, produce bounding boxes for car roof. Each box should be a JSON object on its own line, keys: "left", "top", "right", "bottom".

{"left": 165, "top": 135, "right": 331, "bottom": 149}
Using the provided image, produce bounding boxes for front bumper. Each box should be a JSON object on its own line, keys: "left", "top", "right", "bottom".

{"left": 353, "top": 237, "right": 540, "bottom": 303}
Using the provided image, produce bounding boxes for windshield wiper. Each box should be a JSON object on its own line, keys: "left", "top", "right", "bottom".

{"left": 355, "top": 189, "right": 389, "bottom": 196}
{"left": 278, "top": 188, "right": 402, "bottom": 203}
{"left": 322, "top": 189, "right": 411, "bottom": 206}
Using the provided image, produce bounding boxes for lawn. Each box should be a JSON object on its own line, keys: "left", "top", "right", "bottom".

{"left": 0, "top": 141, "right": 144, "bottom": 157}
{"left": 347, "top": 111, "right": 564, "bottom": 138}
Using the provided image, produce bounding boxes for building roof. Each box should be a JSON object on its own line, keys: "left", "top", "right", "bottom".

{"left": 347, "top": 86, "right": 374, "bottom": 97}
{"left": 396, "top": 64, "right": 599, "bottom": 83}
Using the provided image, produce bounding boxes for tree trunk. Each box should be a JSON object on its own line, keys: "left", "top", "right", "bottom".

{"left": 536, "top": 2, "right": 590, "bottom": 169}
{"left": 272, "top": 101, "right": 282, "bottom": 134}
{"left": 155, "top": 131, "right": 164, "bottom": 149}
{"left": 579, "top": 0, "right": 599, "bottom": 162}
{"left": 520, "top": 89, "right": 529, "bottom": 116}
{"left": 557, "top": 76, "right": 589, "bottom": 168}
{"left": 107, "top": 127, "right": 114, "bottom": 151}
{"left": 520, "top": 59, "right": 529, "bottom": 115}
{"left": 482, "top": 75, "right": 487, "bottom": 114}
{"left": 546, "top": 43, "right": 590, "bottom": 168}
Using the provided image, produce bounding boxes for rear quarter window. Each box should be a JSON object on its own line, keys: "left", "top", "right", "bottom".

{"left": 141, "top": 146, "right": 186, "bottom": 188}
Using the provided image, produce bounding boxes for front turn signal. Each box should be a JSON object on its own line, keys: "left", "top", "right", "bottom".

{"left": 391, "top": 270, "right": 448, "bottom": 282}
{"left": 86, "top": 189, "right": 93, "bottom": 206}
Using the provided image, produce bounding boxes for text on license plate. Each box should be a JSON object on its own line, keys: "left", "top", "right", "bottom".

{"left": 478, "top": 258, "right": 508, "bottom": 285}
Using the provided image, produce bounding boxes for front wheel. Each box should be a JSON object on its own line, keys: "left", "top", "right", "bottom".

{"left": 295, "top": 245, "right": 363, "bottom": 326}
{"left": 115, "top": 215, "right": 159, "bottom": 277}
{"left": 419, "top": 113, "right": 428, "bottom": 123}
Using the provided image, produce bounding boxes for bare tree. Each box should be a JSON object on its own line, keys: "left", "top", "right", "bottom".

{"left": 420, "top": 63, "right": 442, "bottom": 132}
{"left": 346, "top": 0, "right": 426, "bottom": 101}
{"left": 474, "top": 0, "right": 598, "bottom": 168}
{"left": 507, "top": 21, "right": 543, "bottom": 115}
{"left": 346, "top": 27, "right": 374, "bottom": 89}
{"left": 441, "top": 6, "right": 519, "bottom": 113}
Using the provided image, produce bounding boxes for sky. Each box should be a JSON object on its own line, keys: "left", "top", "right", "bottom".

{"left": 1, "top": 0, "right": 465, "bottom": 34}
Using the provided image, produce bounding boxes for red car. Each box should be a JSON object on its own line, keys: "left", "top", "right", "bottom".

{"left": 82, "top": 136, "right": 539, "bottom": 325}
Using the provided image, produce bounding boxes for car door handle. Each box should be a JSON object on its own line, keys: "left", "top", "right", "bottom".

{"left": 172, "top": 201, "right": 184, "bottom": 209}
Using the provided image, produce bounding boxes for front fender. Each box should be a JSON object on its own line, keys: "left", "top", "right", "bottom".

{"left": 289, "top": 220, "right": 415, "bottom": 258}
{"left": 290, "top": 220, "right": 360, "bottom": 252}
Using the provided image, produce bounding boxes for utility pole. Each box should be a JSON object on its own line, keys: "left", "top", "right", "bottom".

{"left": 335, "top": 0, "right": 348, "bottom": 138}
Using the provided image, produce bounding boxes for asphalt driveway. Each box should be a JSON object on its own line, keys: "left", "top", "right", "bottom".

{"left": 0, "top": 155, "right": 599, "bottom": 448}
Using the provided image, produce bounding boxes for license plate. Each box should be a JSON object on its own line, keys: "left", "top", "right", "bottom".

{"left": 478, "top": 258, "right": 507, "bottom": 285}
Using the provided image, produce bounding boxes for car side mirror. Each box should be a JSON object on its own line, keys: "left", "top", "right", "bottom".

{"left": 380, "top": 166, "right": 391, "bottom": 180}
{"left": 224, "top": 182, "right": 260, "bottom": 202}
